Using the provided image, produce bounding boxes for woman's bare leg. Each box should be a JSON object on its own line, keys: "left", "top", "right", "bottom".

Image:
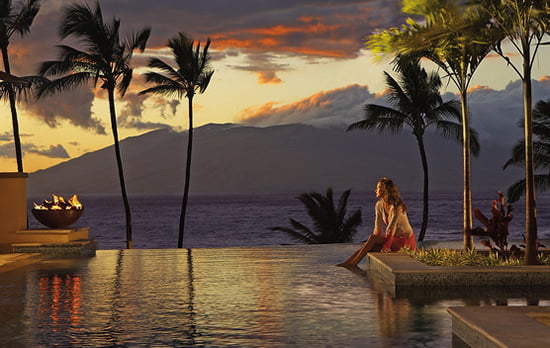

{"left": 336, "top": 234, "right": 385, "bottom": 267}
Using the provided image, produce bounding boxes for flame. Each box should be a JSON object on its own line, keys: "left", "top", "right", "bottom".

{"left": 68, "top": 195, "right": 82, "bottom": 209}
{"left": 33, "top": 194, "right": 84, "bottom": 211}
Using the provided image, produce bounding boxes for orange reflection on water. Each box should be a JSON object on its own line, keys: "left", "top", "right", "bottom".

{"left": 37, "top": 273, "right": 82, "bottom": 333}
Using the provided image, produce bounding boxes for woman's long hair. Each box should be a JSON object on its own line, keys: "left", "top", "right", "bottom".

{"left": 378, "top": 177, "right": 407, "bottom": 212}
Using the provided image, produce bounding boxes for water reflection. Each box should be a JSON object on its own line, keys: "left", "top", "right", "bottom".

{"left": 0, "top": 245, "right": 548, "bottom": 347}
{"left": 37, "top": 273, "right": 82, "bottom": 334}
{"left": 376, "top": 292, "right": 411, "bottom": 338}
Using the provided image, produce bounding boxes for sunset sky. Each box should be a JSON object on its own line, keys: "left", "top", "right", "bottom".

{"left": 0, "top": 0, "right": 549, "bottom": 173}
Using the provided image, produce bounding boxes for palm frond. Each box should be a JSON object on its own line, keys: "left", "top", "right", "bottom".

{"left": 270, "top": 217, "right": 318, "bottom": 244}
{"left": 336, "top": 188, "right": 352, "bottom": 221}
{"left": 117, "top": 67, "right": 132, "bottom": 96}
{"left": 145, "top": 59, "right": 183, "bottom": 83}
{"left": 37, "top": 72, "right": 92, "bottom": 97}
{"left": 506, "top": 174, "right": 550, "bottom": 203}
{"left": 138, "top": 84, "right": 185, "bottom": 99}
{"left": 348, "top": 104, "right": 407, "bottom": 134}
{"left": 10, "top": 0, "right": 40, "bottom": 38}
{"left": 340, "top": 209, "right": 362, "bottom": 243}
{"left": 127, "top": 27, "right": 151, "bottom": 52}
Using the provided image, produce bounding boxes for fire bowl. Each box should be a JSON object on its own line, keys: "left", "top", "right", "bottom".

{"left": 32, "top": 208, "right": 84, "bottom": 229}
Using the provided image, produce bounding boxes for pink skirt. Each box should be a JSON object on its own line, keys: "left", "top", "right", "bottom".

{"left": 389, "top": 233, "right": 417, "bottom": 252}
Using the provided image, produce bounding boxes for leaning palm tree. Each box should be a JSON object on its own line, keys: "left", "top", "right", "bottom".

{"left": 270, "top": 188, "right": 362, "bottom": 244}
{"left": 367, "top": 0, "right": 494, "bottom": 250}
{"left": 349, "top": 56, "right": 478, "bottom": 241}
{"left": 0, "top": 0, "right": 40, "bottom": 172}
{"left": 476, "top": 0, "right": 549, "bottom": 265}
{"left": 38, "top": 2, "right": 151, "bottom": 249}
{"left": 504, "top": 98, "right": 550, "bottom": 203}
{"left": 139, "top": 33, "right": 213, "bottom": 248}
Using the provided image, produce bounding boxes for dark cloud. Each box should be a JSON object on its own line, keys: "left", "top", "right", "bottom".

{"left": 0, "top": 132, "right": 11, "bottom": 141}
{"left": 228, "top": 52, "right": 289, "bottom": 84}
{"left": 168, "top": 100, "right": 180, "bottom": 117}
{"left": 0, "top": 142, "right": 68, "bottom": 159}
{"left": 117, "top": 92, "right": 174, "bottom": 130}
{"left": 119, "top": 92, "right": 146, "bottom": 120}
{"left": 22, "top": 87, "right": 105, "bottom": 134}
{"left": 25, "top": 144, "right": 70, "bottom": 158}
{"left": 0, "top": 142, "right": 15, "bottom": 157}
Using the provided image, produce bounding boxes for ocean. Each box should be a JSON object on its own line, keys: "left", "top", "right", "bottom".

{"left": 27, "top": 191, "right": 550, "bottom": 250}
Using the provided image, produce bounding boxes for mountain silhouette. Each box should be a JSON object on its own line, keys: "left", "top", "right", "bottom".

{"left": 28, "top": 123, "right": 522, "bottom": 195}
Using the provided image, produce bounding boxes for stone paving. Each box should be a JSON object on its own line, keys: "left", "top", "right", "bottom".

{"left": 0, "top": 252, "right": 42, "bottom": 273}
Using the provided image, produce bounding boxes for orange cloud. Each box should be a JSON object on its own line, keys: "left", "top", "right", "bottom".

{"left": 467, "top": 85, "right": 494, "bottom": 93}
{"left": 241, "top": 102, "right": 279, "bottom": 121}
{"left": 375, "top": 88, "right": 391, "bottom": 98}
{"left": 257, "top": 71, "right": 282, "bottom": 84}
{"left": 210, "top": 21, "right": 351, "bottom": 58}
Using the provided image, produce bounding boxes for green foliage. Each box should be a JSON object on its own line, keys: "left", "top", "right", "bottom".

{"left": 403, "top": 248, "right": 549, "bottom": 266}
{"left": 504, "top": 98, "right": 550, "bottom": 202}
{"left": 270, "top": 188, "right": 362, "bottom": 244}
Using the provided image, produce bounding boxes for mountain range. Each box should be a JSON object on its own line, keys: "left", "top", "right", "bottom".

{"left": 27, "top": 123, "right": 524, "bottom": 195}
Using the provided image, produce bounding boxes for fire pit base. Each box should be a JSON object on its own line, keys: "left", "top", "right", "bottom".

{"left": 15, "top": 227, "right": 89, "bottom": 244}
{"left": 12, "top": 239, "right": 97, "bottom": 257}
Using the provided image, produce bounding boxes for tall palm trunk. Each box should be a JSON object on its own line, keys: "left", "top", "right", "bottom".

{"left": 522, "top": 39, "right": 539, "bottom": 265}
{"left": 1, "top": 45, "right": 23, "bottom": 172}
{"left": 108, "top": 88, "right": 133, "bottom": 249}
{"left": 415, "top": 135, "right": 429, "bottom": 241}
{"left": 460, "top": 90, "right": 474, "bottom": 250}
{"left": 178, "top": 95, "right": 194, "bottom": 248}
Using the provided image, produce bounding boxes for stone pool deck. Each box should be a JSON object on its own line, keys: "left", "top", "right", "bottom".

{"left": 365, "top": 249, "right": 550, "bottom": 348}
{"left": 0, "top": 252, "right": 43, "bottom": 273}
{"left": 448, "top": 306, "right": 550, "bottom": 348}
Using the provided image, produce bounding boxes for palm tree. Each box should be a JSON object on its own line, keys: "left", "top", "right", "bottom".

{"left": 476, "top": 0, "right": 549, "bottom": 264}
{"left": 139, "top": 33, "right": 213, "bottom": 248}
{"left": 348, "top": 56, "right": 478, "bottom": 241}
{"left": 38, "top": 2, "right": 151, "bottom": 249}
{"left": 367, "top": 0, "right": 494, "bottom": 250}
{"left": 0, "top": 0, "right": 40, "bottom": 172}
{"left": 270, "top": 188, "right": 362, "bottom": 244}
{"left": 504, "top": 98, "right": 550, "bottom": 203}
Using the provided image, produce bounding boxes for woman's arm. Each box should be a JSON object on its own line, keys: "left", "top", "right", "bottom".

{"left": 373, "top": 200, "right": 385, "bottom": 235}
{"left": 382, "top": 205, "right": 398, "bottom": 250}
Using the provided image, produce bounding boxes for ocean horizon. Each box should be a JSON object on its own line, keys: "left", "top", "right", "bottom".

{"left": 27, "top": 191, "right": 550, "bottom": 250}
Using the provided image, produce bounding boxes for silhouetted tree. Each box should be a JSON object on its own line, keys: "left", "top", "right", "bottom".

{"left": 271, "top": 188, "right": 362, "bottom": 244}
{"left": 139, "top": 32, "right": 213, "bottom": 248}
{"left": 38, "top": 1, "right": 150, "bottom": 249}
{"left": 0, "top": 0, "right": 40, "bottom": 172}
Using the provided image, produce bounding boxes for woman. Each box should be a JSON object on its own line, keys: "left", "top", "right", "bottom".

{"left": 337, "top": 177, "right": 416, "bottom": 267}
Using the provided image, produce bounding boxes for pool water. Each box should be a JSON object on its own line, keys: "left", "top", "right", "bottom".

{"left": 1, "top": 245, "right": 549, "bottom": 347}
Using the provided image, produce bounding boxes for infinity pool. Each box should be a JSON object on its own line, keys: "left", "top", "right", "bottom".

{"left": 1, "top": 245, "right": 549, "bottom": 347}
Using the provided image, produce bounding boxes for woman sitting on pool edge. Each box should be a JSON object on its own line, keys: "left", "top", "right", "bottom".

{"left": 337, "top": 177, "right": 416, "bottom": 268}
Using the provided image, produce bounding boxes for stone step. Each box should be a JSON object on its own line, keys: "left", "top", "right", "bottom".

{"left": 15, "top": 227, "right": 89, "bottom": 243}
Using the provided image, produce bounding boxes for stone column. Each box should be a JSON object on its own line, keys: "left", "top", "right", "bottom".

{"left": 0, "top": 173, "right": 27, "bottom": 251}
